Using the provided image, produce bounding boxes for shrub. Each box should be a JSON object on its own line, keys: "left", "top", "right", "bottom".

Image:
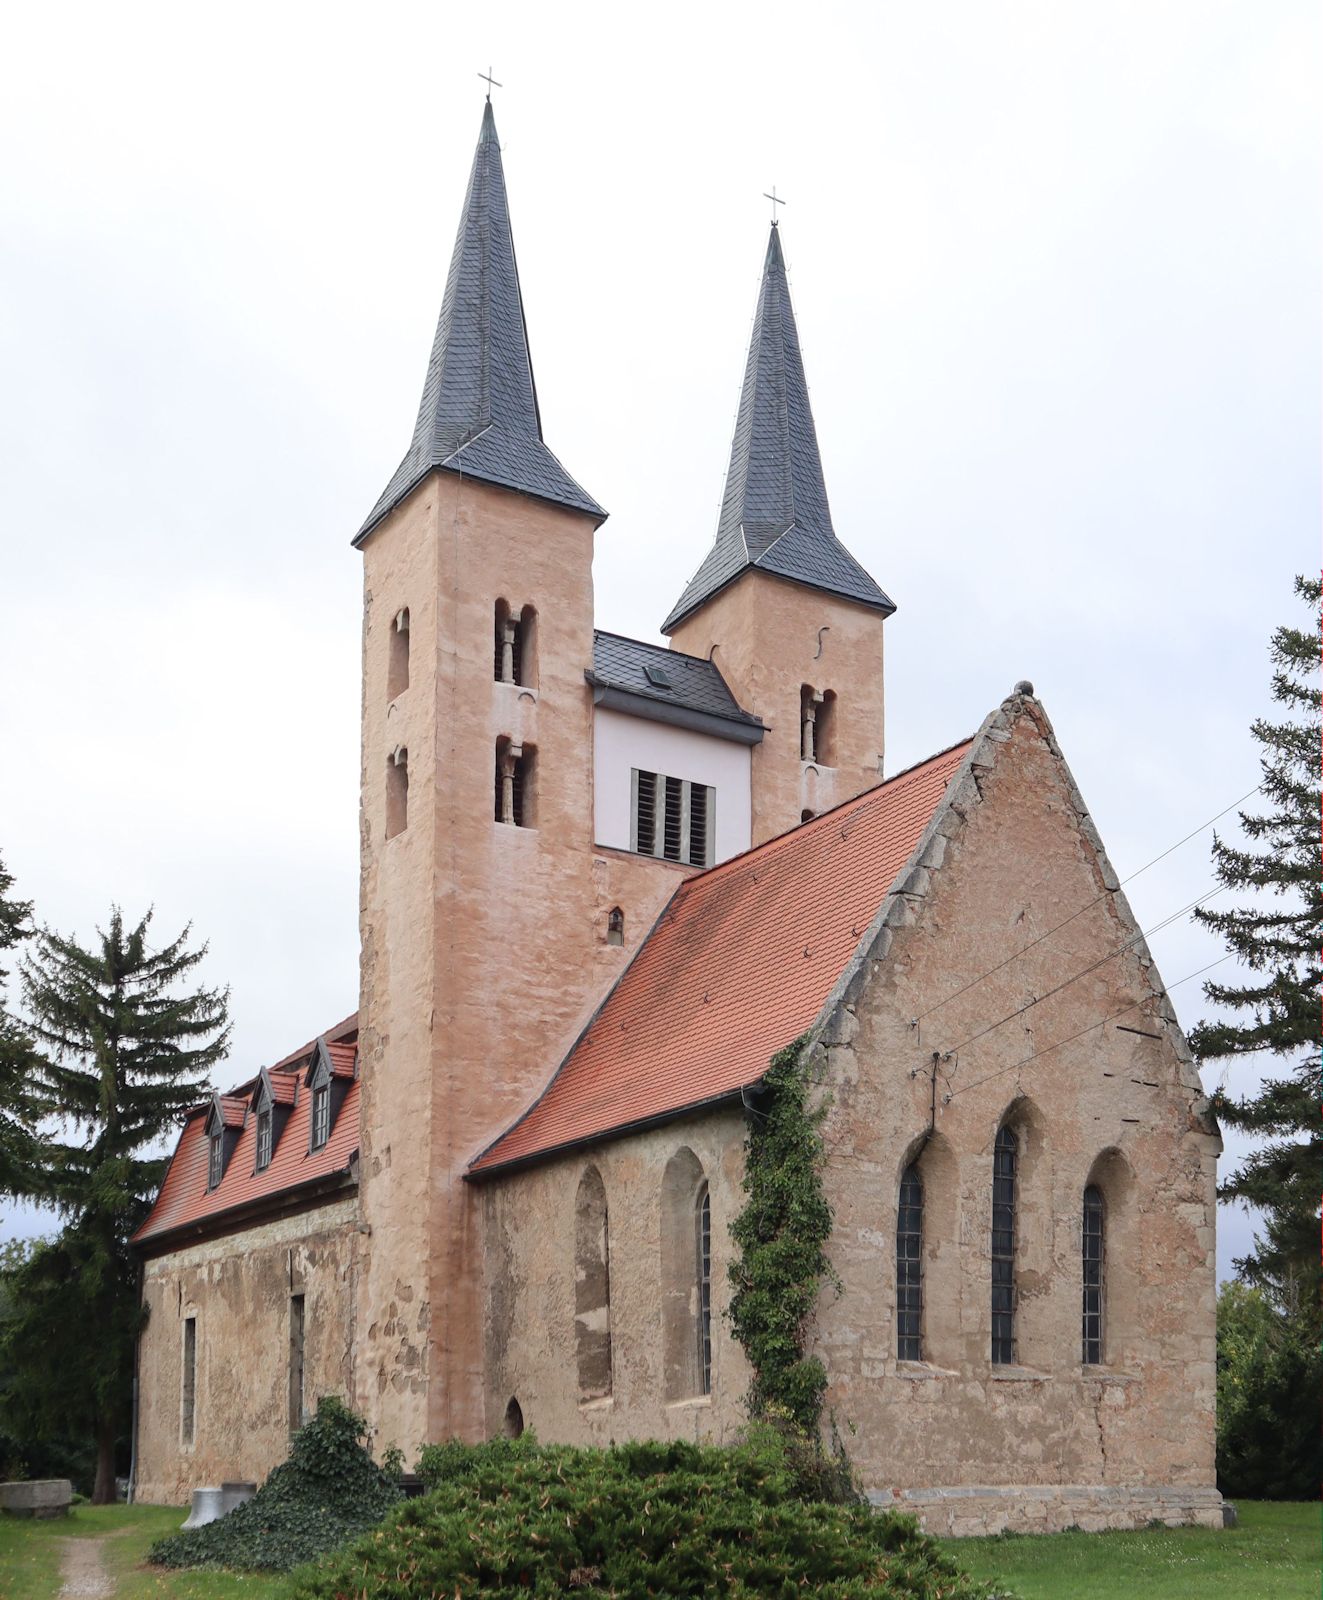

{"left": 1217, "top": 1280, "right": 1323, "bottom": 1499}
{"left": 150, "top": 1395, "right": 401, "bottom": 1572}
{"left": 293, "top": 1431, "right": 1001, "bottom": 1600}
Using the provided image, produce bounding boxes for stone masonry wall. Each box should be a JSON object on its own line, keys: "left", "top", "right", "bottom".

{"left": 135, "top": 1197, "right": 359, "bottom": 1505}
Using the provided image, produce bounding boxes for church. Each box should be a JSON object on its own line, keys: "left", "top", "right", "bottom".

{"left": 130, "top": 100, "right": 1223, "bottom": 1537}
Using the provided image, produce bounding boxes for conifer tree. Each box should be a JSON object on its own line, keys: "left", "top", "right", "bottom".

{"left": 11, "top": 907, "right": 230, "bottom": 1500}
{"left": 1189, "top": 575, "right": 1322, "bottom": 1314}
{"left": 0, "top": 852, "right": 39, "bottom": 1195}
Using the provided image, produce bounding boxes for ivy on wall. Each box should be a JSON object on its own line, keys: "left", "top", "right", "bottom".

{"left": 728, "top": 1035, "right": 839, "bottom": 1434}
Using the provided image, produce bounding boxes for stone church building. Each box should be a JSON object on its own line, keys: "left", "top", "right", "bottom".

{"left": 131, "top": 102, "right": 1223, "bottom": 1535}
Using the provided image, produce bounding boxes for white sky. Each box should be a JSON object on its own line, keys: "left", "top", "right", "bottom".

{"left": 1, "top": 1, "right": 1318, "bottom": 1281}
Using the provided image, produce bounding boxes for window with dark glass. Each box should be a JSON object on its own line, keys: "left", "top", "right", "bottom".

{"left": 207, "top": 1131, "right": 223, "bottom": 1190}
{"left": 991, "top": 1126, "right": 1018, "bottom": 1364}
{"left": 311, "top": 1083, "right": 331, "bottom": 1151}
{"left": 288, "top": 1293, "right": 306, "bottom": 1432}
{"left": 181, "top": 1316, "right": 197, "bottom": 1445}
{"left": 256, "top": 1106, "right": 273, "bottom": 1171}
{"left": 697, "top": 1185, "right": 712, "bottom": 1395}
{"left": 1082, "top": 1185, "right": 1105, "bottom": 1364}
{"left": 897, "top": 1163, "right": 923, "bottom": 1361}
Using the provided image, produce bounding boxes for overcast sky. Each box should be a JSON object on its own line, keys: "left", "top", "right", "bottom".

{"left": 1, "top": 2, "right": 1317, "bottom": 1280}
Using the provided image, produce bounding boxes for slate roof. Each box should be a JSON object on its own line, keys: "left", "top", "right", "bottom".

{"left": 354, "top": 102, "right": 604, "bottom": 546}
{"left": 133, "top": 1018, "right": 360, "bottom": 1248}
{"left": 662, "top": 226, "right": 896, "bottom": 633}
{"left": 468, "top": 739, "right": 971, "bottom": 1177}
{"left": 589, "top": 631, "right": 762, "bottom": 732}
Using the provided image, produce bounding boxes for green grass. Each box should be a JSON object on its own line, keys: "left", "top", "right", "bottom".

{"left": 940, "top": 1501, "right": 1319, "bottom": 1600}
{"left": 0, "top": 1506, "right": 289, "bottom": 1600}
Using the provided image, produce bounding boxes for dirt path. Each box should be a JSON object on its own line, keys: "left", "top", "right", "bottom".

{"left": 56, "top": 1537, "right": 113, "bottom": 1600}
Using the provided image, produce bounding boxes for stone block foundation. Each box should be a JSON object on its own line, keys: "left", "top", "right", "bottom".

{"left": 867, "top": 1484, "right": 1225, "bottom": 1537}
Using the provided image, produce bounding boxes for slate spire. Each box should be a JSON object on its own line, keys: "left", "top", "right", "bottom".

{"left": 355, "top": 101, "right": 604, "bottom": 545}
{"left": 662, "top": 224, "right": 894, "bottom": 632}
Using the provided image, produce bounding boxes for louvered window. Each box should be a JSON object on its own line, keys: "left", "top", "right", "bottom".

{"left": 311, "top": 1083, "right": 331, "bottom": 1151}
{"left": 896, "top": 1163, "right": 923, "bottom": 1361}
{"left": 631, "top": 770, "right": 714, "bottom": 867}
{"left": 256, "top": 1107, "right": 273, "bottom": 1172}
{"left": 1082, "top": 1185, "right": 1105, "bottom": 1364}
{"left": 992, "top": 1126, "right": 1018, "bottom": 1364}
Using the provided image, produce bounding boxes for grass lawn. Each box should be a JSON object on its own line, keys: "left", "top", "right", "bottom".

{"left": 940, "top": 1500, "right": 1319, "bottom": 1600}
{"left": 0, "top": 1505, "right": 289, "bottom": 1600}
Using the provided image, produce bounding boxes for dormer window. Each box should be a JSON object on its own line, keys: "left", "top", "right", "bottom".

{"left": 305, "top": 1036, "right": 352, "bottom": 1154}
{"left": 256, "top": 1106, "right": 273, "bottom": 1171}
{"left": 311, "top": 1081, "right": 331, "bottom": 1151}
{"left": 208, "top": 1131, "right": 223, "bottom": 1190}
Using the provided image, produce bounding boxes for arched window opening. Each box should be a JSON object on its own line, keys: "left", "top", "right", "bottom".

{"left": 388, "top": 607, "right": 410, "bottom": 699}
{"left": 697, "top": 1184, "right": 712, "bottom": 1396}
{"left": 1082, "top": 1184, "right": 1105, "bottom": 1364}
{"left": 574, "top": 1166, "right": 613, "bottom": 1401}
{"left": 800, "top": 685, "right": 821, "bottom": 762}
{"left": 494, "top": 602, "right": 537, "bottom": 687}
{"left": 386, "top": 746, "right": 408, "bottom": 839}
{"left": 503, "top": 1397, "right": 524, "bottom": 1438}
{"left": 661, "top": 1147, "right": 708, "bottom": 1400}
{"left": 896, "top": 1162, "right": 923, "bottom": 1361}
{"left": 800, "top": 808, "right": 815, "bottom": 824}
{"left": 495, "top": 739, "right": 536, "bottom": 828}
{"left": 991, "top": 1125, "right": 1018, "bottom": 1364}
{"left": 606, "top": 907, "right": 624, "bottom": 946}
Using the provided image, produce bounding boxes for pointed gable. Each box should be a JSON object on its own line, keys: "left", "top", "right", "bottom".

{"left": 355, "top": 101, "right": 604, "bottom": 545}
{"left": 663, "top": 225, "right": 895, "bottom": 633}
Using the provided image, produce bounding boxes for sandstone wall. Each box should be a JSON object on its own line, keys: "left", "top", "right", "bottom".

{"left": 134, "top": 1197, "right": 359, "bottom": 1506}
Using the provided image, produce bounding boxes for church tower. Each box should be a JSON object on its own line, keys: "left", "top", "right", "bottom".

{"left": 664, "top": 225, "right": 896, "bottom": 842}
{"left": 352, "top": 101, "right": 625, "bottom": 1454}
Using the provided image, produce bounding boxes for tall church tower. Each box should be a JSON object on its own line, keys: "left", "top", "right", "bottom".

{"left": 353, "top": 102, "right": 628, "bottom": 1454}
{"left": 664, "top": 225, "right": 895, "bottom": 842}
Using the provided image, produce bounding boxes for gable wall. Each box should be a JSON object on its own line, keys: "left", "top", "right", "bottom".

{"left": 134, "top": 1197, "right": 359, "bottom": 1505}
{"left": 810, "top": 705, "right": 1220, "bottom": 1531}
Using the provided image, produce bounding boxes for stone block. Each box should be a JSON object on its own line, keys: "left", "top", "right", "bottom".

{"left": 0, "top": 1479, "right": 72, "bottom": 1518}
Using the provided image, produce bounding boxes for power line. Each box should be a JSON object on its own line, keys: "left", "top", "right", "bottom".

{"left": 939, "top": 882, "right": 1227, "bottom": 1059}
{"left": 943, "top": 953, "right": 1234, "bottom": 1104}
{"left": 911, "top": 781, "right": 1262, "bottom": 1027}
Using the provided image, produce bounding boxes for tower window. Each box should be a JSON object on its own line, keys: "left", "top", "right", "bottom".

{"left": 386, "top": 747, "right": 408, "bottom": 839}
{"left": 181, "top": 1316, "right": 197, "bottom": 1446}
{"left": 495, "top": 602, "right": 537, "bottom": 687}
{"left": 631, "top": 770, "right": 713, "bottom": 866}
{"left": 606, "top": 907, "right": 624, "bottom": 946}
{"left": 495, "top": 739, "right": 535, "bottom": 827}
{"left": 255, "top": 1106, "right": 273, "bottom": 1172}
{"left": 896, "top": 1162, "right": 923, "bottom": 1361}
{"left": 800, "top": 686, "right": 837, "bottom": 765}
{"left": 991, "top": 1125, "right": 1018, "bottom": 1364}
{"left": 1082, "top": 1185, "right": 1105, "bottom": 1364}
{"left": 387, "top": 608, "right": 410, "bottom": 699}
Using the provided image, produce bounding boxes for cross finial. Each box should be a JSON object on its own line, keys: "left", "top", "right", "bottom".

{"left": 763, "top": 185, "right": 787, "bottom": 225}
{"left": 479, "top": 65, "right": 502, "bottom": 100}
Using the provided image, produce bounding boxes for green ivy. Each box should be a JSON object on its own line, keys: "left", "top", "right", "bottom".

{"left": 728, "top": 1035, "right": 839, "bottom": 1436}
{"left": 149, "top": 1395, "right": 401, "bottom": 1572}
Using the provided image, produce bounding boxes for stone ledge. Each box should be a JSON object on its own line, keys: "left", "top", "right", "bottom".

{"left": 866, "top": 1483, "right": 1224, "bottom": 1538}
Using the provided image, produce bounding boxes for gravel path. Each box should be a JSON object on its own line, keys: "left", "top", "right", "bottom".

{"left": 56, "top": 1536, "right": 113, "bottom": 1600}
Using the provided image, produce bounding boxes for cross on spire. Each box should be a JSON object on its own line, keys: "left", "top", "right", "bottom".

{"left": 763, "top": 185, "right": 787, "bottom": 225}
{"left": 479, "top": 65, "right": 502, "bottom": 100}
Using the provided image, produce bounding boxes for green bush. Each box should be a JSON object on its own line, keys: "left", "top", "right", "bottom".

{"left": 150, "top": 1395, "right": 401, "bottom": 1572}
{"left": 293, "top": 1431, "right": 1002, "bottom": 1600}
{"left": 1216, "top": 1280, "right": 1323, "bottom": 1499}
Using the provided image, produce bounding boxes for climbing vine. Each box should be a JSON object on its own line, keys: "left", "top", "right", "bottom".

{"left": 728, "top": 1034, "right": 839, "bottom": 1435}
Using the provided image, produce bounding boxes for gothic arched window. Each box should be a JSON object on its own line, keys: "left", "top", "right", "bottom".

{"left": 661, "top": 1147, "right": 708, "bottom": 1399}
{"left": 1082, "top": 1184, "right": 1105, "bottom": 1364}
{"left": 991, "top": 1125, "right": 1018, "bottom": 1364}
{"left": 896, "top": 1162, "right": 923, "bottom": 1361}
{"left": 574, "top": 1166, "right": 612, "bottom": 1401}
{"left": 697, "top": 1184, "right": 712, "bottom": 1396}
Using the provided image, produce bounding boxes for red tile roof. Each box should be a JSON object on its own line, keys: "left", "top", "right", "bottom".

{"left": 325, "top": 1041, "right": 357, "bottom": 1080}
{"left": 264, "top": 1071, "right": 299, "bottom": 1107}
{"left": 133, "top": 1024, "right": 359, "bottom": 1248}
{"left": 469, "top": 741, "right": 971, "bottom": 1177}
{"left": 213, "top": 1095, "right": 247, "bottom": 1129}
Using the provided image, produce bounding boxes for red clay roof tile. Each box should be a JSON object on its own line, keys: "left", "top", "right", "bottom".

{"left": 469, "top": 741, "right": 970, "bottom": 1177}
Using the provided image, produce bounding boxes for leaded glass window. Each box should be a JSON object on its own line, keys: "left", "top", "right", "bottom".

{"left": 697, "top": 1186, "right": 712, "bottom": 1395}
{"left": 991, "top": 1125, "right": 1017, "bottom": 1364}
{"left": 897, "top": 1163, "right": 923, "bottom": 1361}
{"left": 1082, "top": 1185, "right": 1105, "bottom": 1364}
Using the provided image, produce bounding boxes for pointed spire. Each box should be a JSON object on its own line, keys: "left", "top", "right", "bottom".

{"left": 355, "top": 103, "right": 604, "bottom": 545}
{"left": 662, "top": 225, "right": 894, "bottom": 632}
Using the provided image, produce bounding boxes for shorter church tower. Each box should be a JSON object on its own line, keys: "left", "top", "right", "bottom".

{"left": 664, "top": 225, "right": 895, "bottom": 842}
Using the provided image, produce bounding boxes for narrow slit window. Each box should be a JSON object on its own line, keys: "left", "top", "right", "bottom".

{"left": 697, "top": 1185, "right": 712, "bottom": 1396}
{"left": 1082, "top": 1185, "right": 1105, "bottom": 1364}
{"left": 991, "top": 1126, "right": 1018, "bottom": 1365}
{"left": 311, "top": 1083, "right": 331, "bottom": 1151}
{"left": 288, "top": 1294, "right": 306, "bottom": 1433}
{"left": 386, "top": 747, "right": 408, "bottom": 839}
{"left": 256, "top": 1106, "right": 273, "bottom": 1172}
{"left": 606, "top": 907, "right": 624, "bottom": 946}
{"left": 388, "top": 608, "right": 410, "bottom": 699}
{"left": 181, "top": 1316, "right": 197, "bottom": 1446}
{"left": 896, "top": 1162, "right": 923, "bottom": 1361}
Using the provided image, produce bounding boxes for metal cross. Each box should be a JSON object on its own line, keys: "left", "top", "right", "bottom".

{"left": 479, "top": 66, "right": 502, "bottom": 99}
{"left": 763, "top": 185, "right": 787, "bottom": 224}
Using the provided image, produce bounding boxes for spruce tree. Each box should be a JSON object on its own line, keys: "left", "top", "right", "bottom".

{"left": 14, "top": 907, "right": 230, "bottom": 1500}
{"left": 1189, "top": 575, "right": 1322, "bottom": 1314}
{"left": 0, "top": 852, "right": 39, "bottom": 1195}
